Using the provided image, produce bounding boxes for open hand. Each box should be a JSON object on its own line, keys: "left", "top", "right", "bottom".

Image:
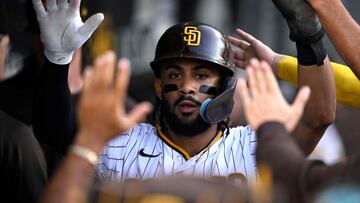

{"left": 77, "top": 51, "right": 152, "bottom": 148}
{"left": 238, "top": 59, "right": 310, "bottom": 132}
{"left": 32, "top": 0, "right": 104, "bottom": 64}
{"left": 228, "top": 29, "right": 282, "bottom": 73}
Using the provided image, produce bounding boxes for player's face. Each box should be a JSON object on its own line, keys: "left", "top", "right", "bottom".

{"left": 155, "top": 59, "right": 222, "bottom": 135}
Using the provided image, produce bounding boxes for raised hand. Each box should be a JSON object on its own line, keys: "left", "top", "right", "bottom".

{"left": 0, "top": 35, "right": 9, "bottom": 80}
{"left": 228, "top": 29, "right": 283, "bottom": 73}
{"left": 76, "top": 51, "right": 152, "bottom": 151}
{"left": 238, "top": 59, "right": 311, "bottom": 132}
{"left": 32, "top": 0, "right": 104, "bottom": 64}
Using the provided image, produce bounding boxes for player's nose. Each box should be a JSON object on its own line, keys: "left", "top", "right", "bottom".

{"left": 178, "top": 77, "right": 197, "bottom": 95}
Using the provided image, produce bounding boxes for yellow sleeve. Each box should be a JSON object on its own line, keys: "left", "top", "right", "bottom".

{"left": 277, "top": 55, "right": 360, "bottom": 110}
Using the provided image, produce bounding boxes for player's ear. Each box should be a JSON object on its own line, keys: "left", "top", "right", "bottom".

{"left": 154, "top": 78, "right": 163, "bottom": 100}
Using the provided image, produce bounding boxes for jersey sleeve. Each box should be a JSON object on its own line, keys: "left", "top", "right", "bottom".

{"left": 277, "top": 55, "right": 360, "bottom": 110}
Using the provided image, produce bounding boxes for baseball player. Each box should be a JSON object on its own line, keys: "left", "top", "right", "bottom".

{"left": 32, "top": 0, "right": 335, "bottom": 184}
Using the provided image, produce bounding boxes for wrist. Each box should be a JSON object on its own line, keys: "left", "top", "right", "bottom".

{"left": 271, "top": 54, "right": 285, "bottom": 76}
{"left": 69, "top": 145, "right": 98, "bottom": 166}
{"left": 44, "top": 49, "right": 74, "bottom": 65}
{"left": 74, "top": 130, "right": 108, "bottom": 154}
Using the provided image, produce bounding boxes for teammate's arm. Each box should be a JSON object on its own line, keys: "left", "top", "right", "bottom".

{"left": 238, "top": 59, "right": 348, "bottom": 202}
{"left": 308, "top": 0, "right": 360, "bottom": 79}
{"left": 31, "top": 0, "right": 103, "bottom": 154}
{"left": 40, "top": 51, "right": 152, "bottom": 203}
{"left": 293, "top": 58, "right": 335, "bottom": 155}
{"left": 273, "top": 0, "right": 337, "bottom": 155}
{"left": 229, "top": 28, "right": 360, "bottom": 111}
{"left": 277, "top": 56, "right": 360, "bottom": 110}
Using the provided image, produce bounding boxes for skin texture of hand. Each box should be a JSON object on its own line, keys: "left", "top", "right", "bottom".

{"left": 32, "top": 0, "right": 104, "bottom": 64}
{"left": 0, "top": 35, "right": 9, "bottom": 80}
{"left": 228, "top": 29, "right": 284, "bottom": 74}
{"left": 75, "top": 51, "right": 152, "bottom": 152}
{"left": 238, "top": 59, "right": 311, "bottom": 132}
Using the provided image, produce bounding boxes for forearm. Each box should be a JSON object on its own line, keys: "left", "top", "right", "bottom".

{"left": 33, "top": 59, "right": 77, "bottom": 154}
{"left": 40, "top": 153, "right": 96, "bottom": 203}
{"left": 40, "top": 131, "right": 107, "bottom": 203}
{"left": 309, "top": 0, "right": 360, "bottom": 78}
{"left": 277, "top": 56, "right": 360, "bottom": 110}
{"left": 256, "top": 122, "right": 306, "bottom": 202}
{"left": 287, "top": 56, "right": 335, "bottom": 154}
{"left": 256, "top": 122, "right": 350, "bottom": 201}
{"left": 297, "top": 57, "right": 336, "bottom": 128}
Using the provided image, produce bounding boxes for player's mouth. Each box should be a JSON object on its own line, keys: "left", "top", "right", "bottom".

{"left": 176, "top": 100, "right": 198, "bottom": 114}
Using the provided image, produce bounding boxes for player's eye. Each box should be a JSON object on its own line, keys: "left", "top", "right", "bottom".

{"left": 195, "top": 74, "right": 207, "bottom": 80}
{"left": 169, "top": 73, "right": 182, "bottom": 79}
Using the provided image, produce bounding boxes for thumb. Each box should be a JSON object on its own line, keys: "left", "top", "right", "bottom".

{"left": 78, "top": 13, "right": 104, "bottom": 38}
{"left": 124, "top": 102, "right": 153, "bottom": 128}
{"left": 291, "top": 86, "right": 311, "bottom": 116}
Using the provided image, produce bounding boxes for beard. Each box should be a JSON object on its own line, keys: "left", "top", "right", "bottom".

{"left": 161, "top": 95, "right": 210, "bottom": 137}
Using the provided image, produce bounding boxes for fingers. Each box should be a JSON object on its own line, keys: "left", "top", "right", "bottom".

{"left": 115, "top": 58, "right": 131, "bottom": 105}
{"left": 91, "top": 51, "right": 116, "bottom": 89}
{"left": 233, "top": 59, "right": 247, "bottom": 69}
{"left": 254, "top": 60, "right": 268, "bottom": 93}
{"left": 32, "top": 0, "right": 47, "bottom": 18}
{"left": 58, "top": 0, "right": 69, "bottom": 9}
{"left": 259, "top": 60, "right": 281, "bottom": 95}
{"left": 291, "top": 86, "right": 311, "bottom": 119}
{"left": 125, "top": 102, "right": 153, "bottom": 128}
{"left": 247, "top": 59, "right": 261, "bottom": 98}
{"left": 235, "top": 28, "right": 257, "bottom": 45}
{"left": 78, "top": 13, "right": 104, "bottom": 38}
{"left": 0, "top": 35, "right": 9, "bottom": 48}
{"left": 102, "top": 51, "right": 116, "bottom": 86}
{"left": 82, "top": 68, "right": 93, "bottom": 92}
{"left": 228, "top": 36, "right": 250, "bottom": 50}
{"left": 233, "top": 49, "right": 245, "bottom": 60}
{"left": 238, "top": 79, "right": 251, "bottom": 112}
{"left": 47, "top": 0, "right": 57, "bottom": 11}
{"left": 70, "top": 0, "right": 81, "bottom": 11}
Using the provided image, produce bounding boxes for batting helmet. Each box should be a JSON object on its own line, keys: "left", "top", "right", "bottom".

{"left": 150, "top": 22, "right": 234, "bottom": 78}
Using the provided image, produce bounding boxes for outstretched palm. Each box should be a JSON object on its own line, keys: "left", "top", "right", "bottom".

{"left": 228, "top": 29, "right": 278, "bottom": 72}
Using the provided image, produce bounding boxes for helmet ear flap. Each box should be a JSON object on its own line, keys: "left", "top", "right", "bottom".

{"left": 200, "top": 78, "right": 237, "bottom": 124}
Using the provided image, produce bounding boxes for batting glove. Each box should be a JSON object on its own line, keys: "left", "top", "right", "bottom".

{"left": 32, "top": 0, "right": 104, "bottom": 65}
{"left": 271, "top": 0, "right": 323, "bottom": 44}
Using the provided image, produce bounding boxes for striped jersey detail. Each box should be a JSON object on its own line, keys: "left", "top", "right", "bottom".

{"left": 97, "top": 123, "right": 257, "bottom": 183}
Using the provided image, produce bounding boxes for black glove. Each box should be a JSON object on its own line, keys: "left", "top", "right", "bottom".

{"left": 272, "top": 0, "right": 326, "bottom": 66}
{"left": 272, "top": 0, "right": 324, "bottom": 43}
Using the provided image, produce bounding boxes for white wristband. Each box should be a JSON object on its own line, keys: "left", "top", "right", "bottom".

{"left": 44, "top": 49, "right": 74, "bottom": 65}
{"left": 69, "top": 145, "right": 98, "bottom": 166}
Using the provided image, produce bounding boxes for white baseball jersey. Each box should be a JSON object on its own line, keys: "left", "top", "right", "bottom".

{"left": 97, "top": 123, "right": 257, "bottom": 183}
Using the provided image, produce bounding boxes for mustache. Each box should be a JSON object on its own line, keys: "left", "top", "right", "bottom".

{"left": 174, "top": 95, "right": 202, "bottom": 107}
